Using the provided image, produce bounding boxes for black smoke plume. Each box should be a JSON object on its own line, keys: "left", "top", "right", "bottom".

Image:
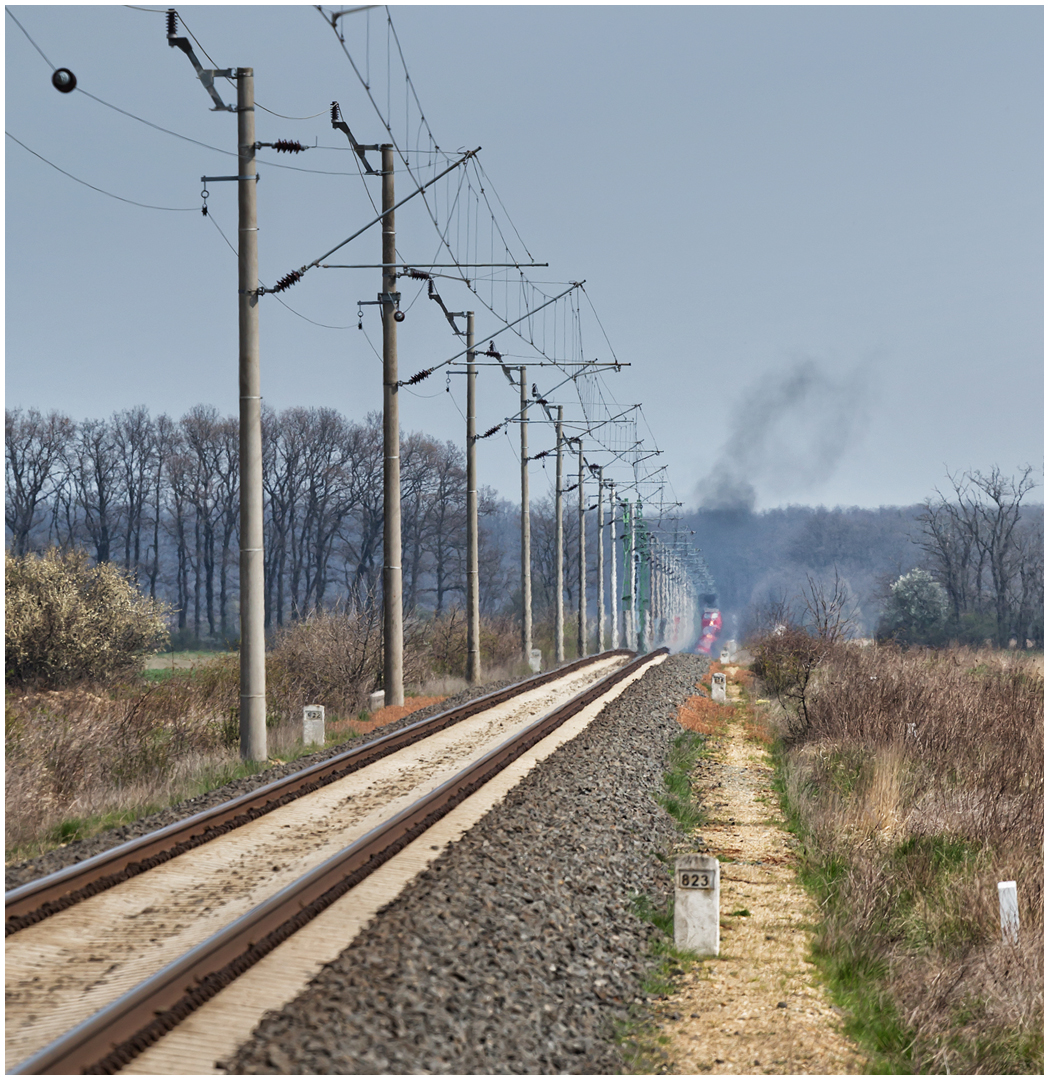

{"left": 694, "top": 357, "right": 868, "bottom": 512}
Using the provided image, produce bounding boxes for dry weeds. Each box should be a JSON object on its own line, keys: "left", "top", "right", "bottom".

{"left": 772, "top": 643, "right": 1043, "bottom": 1073}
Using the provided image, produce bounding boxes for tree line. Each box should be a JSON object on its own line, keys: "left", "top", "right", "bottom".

{"left": 5, "top": 405, "right": 596, "bottom": 645}
{"left": 7, "top": 406, "right": 493, "bottom": 641}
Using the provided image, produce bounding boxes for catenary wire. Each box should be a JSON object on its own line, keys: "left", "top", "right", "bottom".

{"left": 73, "top": 87, "right": 364, "bottom": 175}
{"left": 6, "top": 131, "right": 198, "bottom": 211}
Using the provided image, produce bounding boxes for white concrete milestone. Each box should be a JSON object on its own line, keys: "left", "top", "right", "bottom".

{"left": 303, "top": 705, "right": 325, "bottom": 746}
{"left": 711, "top": 672, "right": 727, "bottom": 703}
{"left": 674, "top": 853, "right": 720, "bottom": 957}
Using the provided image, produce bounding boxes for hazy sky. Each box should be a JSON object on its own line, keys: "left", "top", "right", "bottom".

{"left": 5, "top": 4, "right": 1043, "bottom": 512}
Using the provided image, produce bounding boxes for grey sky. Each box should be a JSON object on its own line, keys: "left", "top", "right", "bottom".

{"left": 5, "top": 5, "right": 1043, "bottom": 512}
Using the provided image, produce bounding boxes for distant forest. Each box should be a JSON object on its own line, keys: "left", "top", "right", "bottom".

{"left": 682, "top": 465, "right": 1042, "bottom": 648}
{"left": 6, "top": 406, "right": 1042, "bottom": 649}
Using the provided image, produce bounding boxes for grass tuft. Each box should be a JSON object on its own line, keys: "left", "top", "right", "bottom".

{"left": 655, "top": 730, "right": 708, "bottom": 832}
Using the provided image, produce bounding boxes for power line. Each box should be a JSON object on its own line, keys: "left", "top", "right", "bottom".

{"left": 6, "top": 9, "right": 55, "bottom": 69}
{"left": 74, "top": 86, "right": 235, "bottom": 156}
{"left": 6, "top": 131, "right": 197, "bottom": 211}
{"left": 74, "top": 87, "right": 364, "bottom": 176}
{"left": 255, "top": 103, "right": 329, "bottom": 121}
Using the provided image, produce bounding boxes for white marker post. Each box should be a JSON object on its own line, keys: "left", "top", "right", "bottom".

{"left": 998, "top": 880, "right": 1019, "bottom": 944}
{"left": 674, "top": 854, "right": 720, "bottom": 957}
{"left": 711, "top": 672, "right": 727, "bottom": 703}
{"left": 302, "top": 705, "right": 325, "bottom": 746}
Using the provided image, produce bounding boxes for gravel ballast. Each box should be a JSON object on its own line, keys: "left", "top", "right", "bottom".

{"left": 5, "top": 679, "right": 521, "bottom": 891}
{"left": 224, "top": 652, "right": 709, "bottom": 1075}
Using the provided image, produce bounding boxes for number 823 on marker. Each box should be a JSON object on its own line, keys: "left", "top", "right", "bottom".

{"left": 679, "top": 870, "right": 714, "bottom": 889}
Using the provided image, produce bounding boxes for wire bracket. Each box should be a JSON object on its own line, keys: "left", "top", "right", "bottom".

{"left": 167, "top": 10, "right": 235, "bottom": 112}
{"left": 331, "top": 101, "right": 377, "bottom": 173}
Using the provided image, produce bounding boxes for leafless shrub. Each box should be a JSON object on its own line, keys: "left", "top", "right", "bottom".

{"left": 267, "top": 604, "right": 383, "bottom": 721}
{"left": 420, "top": 610, "right": 521, "bottom": 678}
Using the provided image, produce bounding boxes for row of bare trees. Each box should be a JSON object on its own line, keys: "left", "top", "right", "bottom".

{"left": 5, "top": 406, "right": 511, "bottom": 641}
{"left": 915, "top": 466, "right": 1042, "bottom": 647}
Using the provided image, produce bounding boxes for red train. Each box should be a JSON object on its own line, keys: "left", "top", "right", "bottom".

{"left": 695, "top": 606, "right": 722, "bottom": 655}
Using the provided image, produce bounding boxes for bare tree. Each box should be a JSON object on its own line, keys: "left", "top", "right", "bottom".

{"left": 415, "top": 439, "right": 467, "bottom": 614}
{"left": 802, "top": 569, "right": 860, "bottom": 643}
{"left": 69, "top": 417, "right": 121, "bottom": 564}
{"left": 112, "top": 406, "right": 158, "bottom": 578}
{"left": 6, "top": 407, "right": 75, "bottom": 555}
{"left": 967, "top": 466, "right": 1036, "bottom": 647}
{"left": 336, "top": 414, "right": 386, "bottom": 611}
{"left": 915, "top": 465, "right": 1040, "bottom": 646}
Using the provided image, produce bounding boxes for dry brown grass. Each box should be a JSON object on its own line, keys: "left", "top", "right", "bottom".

{"left": 676, "top": 692, "right": 734, "bottom": 736}
{"left": 5, "top": 670, "right": 240, "bottom": 858}
{"left": 764, "top": 641, "right": 1043, "bottom": 1073}
{"left": 325, "top": 696, "right": 448, "bottom": 741}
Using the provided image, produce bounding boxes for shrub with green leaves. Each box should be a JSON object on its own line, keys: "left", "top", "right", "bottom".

{"left": 6, "top": 548, "right": 169, "bottom": 686}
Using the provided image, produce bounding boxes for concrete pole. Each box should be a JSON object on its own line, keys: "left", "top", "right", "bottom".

{"left": 627, "top": 501, "right": 636, "bottom": 650}
{"left": 237, "top": 68, "right": 266, "bottom": 763}
{"left": 577, "top": 441, "right": 586, "bottom": 659}
{"left": 609, "top": 481, "right": 618, "bottom": 649}
{"left": 381, "top": 144, "right": 404, "bottom": 706}
{"left": 596, "top": 468, "right": 605, "bottom": 652}
{"left": 519, "top": 367, "right": 532, "bottom": 665}
{"left": 653, "top": 547, "right": 662, "bottom": 647}
{"left": 554, "top": 407, "right": 564, "bottom": 664}
{"left": 465, "top": 312, "right": 481, "bottom": 684}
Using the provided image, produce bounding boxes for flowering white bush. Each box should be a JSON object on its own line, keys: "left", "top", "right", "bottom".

{"left": 879, "top": 569, "right": 949, "bottom": 645}
{"left": 6, "top": 548, "right": 169, "bottom": 686}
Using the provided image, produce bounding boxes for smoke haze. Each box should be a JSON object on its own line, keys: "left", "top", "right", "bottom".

{"left": 693, "top": 358, "right": 869, "bottom": 511}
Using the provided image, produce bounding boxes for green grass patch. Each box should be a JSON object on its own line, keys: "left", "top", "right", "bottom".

{"left": 655, "top": 730, "right": 708, "bottom": 832}
{"left": 615, "top": 890, "right": 703, "bottom": 1072}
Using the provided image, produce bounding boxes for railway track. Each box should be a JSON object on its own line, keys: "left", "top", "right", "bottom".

{"left": 7, "top": 649, "right": 666, "bottom": 1075}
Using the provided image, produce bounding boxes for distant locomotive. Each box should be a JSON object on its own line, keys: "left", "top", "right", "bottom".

{"left": 695, "top": 605, "right": 722, "bottom": 655}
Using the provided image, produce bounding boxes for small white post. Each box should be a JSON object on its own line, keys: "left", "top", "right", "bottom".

{"left": 998, "top": 880, "right": 1019, "bottom": 944}
{"left": 529, "top": 648, "right": 542, "bottom": 673}
{"left": 302, "top": 704, "right": 325, "bottom": 746}
{"left": 368, "top": 690, "right": 385, "bottom": 713}
{"left": 711, "top": 672, "right": 727, "bottom": 703}
{"left": 674, "top": 854, "right": 720, "bottom": 957}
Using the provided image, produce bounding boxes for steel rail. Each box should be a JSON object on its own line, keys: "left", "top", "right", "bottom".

{"left": 5, "top": 650, "right": 633, "bottom": 935}
{"left": 12, "top": 648, "right": 667, "bottom": 1075}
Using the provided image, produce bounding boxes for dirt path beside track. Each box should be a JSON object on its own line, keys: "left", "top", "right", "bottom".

{"left": 659, "top": 667, "right": 865, "bottom": 1075}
